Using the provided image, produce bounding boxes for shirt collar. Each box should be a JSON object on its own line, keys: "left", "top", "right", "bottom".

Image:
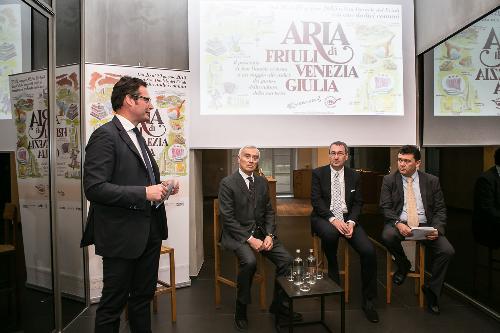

{"left": 330, "top": 165, "right": 344, "bottom": 177}
{"left": 116, "top": 114, "right": 137, "bottom": 132}
{"left": 401, "top": 170, "right": 418, "bottom": 183}
{"left": 496, "top": 165, "right": 500, "bottom": 176}
{"left": 239, "top": 168, "right": 253, "bottom": 181}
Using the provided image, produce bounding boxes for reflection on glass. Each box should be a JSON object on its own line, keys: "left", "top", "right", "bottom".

{"left": 3, "top": 1, "right": 55, "bottom": 331}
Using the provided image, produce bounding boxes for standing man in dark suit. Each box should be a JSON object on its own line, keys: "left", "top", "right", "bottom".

{"left": 81, "top": 76, "right": 179, "bottom": 333}
{"left": 311, "top": 141, "right": 379, "bottom": 323}
{"left": 218, "top": 145, "right": 300, "bottom": 331}
{"left": 473, "top": 148, "right": 500, "bottom": 245}
{"left": 380, "top": 145, "right": 454, "bottom": 315}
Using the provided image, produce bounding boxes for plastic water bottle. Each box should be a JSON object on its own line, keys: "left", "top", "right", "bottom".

{"left": 292, "top": 249, "right": 304, "bottom": 286}
{"left": 306, "top": 249, "right": 317, "bottom": 285}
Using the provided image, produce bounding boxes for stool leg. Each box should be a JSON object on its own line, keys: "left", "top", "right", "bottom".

{"left": 214, "top": 245, "right": 221, "bottom": 308}
{"left": 170, "top": 250, "right": 177, "bottom": 323}
{"left": 153, "top": 294, "right": 158, "bottom": 314}
{"left": 386, "top": 251, "right": 392, "bottom": 304}
{"left": 419, "top": 245, "right": 425, "bottom": 308}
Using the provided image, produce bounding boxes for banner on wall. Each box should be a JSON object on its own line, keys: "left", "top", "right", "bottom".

{"left": 199, "top": 1, "right": 404, "bottom": 115}
{"left": 9, "top": 69, "right": 52, "bottom": 290}
{"left": 434, "top": 8, "right": 500, "bottom": 116}
{"left": 84, "top": 63, "right": 190, "bottom": 291}
{"left": 9, "top": 64, "right": 85, "bottom": 297}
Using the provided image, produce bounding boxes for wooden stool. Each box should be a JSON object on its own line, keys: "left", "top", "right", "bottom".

{"left": 312, "top": 234, "right": 349, "bottom": 302}
{"left": 214, "top": 199, "right": 267, "bottom": 310}
{"left": 386, "top": 242, "right": 425, "bottom": 307}
{"left": 153, "top": 246, "right": 176, "bottom": 322}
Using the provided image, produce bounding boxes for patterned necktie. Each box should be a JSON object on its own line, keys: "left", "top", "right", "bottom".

{"left": 132, "top": 127, "right": 156, "bottom": 185}
{"left": 332, "top": 171, "right": 344, "bottom": 221}
{"left": 406, "top": 177, "right": 419, "bottom": 228}
{"left": 248, "top": 176, "right": 256, "bottom": 207}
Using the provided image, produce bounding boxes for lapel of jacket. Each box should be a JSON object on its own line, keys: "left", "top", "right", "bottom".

{"left": 323, "top": 165, "right": 332, "bottom": 202}
{"left": 234, "top": 171, "right": 251, "bottom": 201}
{"left": 344, "top": 167, "right": 352, "bottom": 204}
{"left": 418, "top": 170, "right": 428, "bottom": 210}
{"left": 395, "top": 171, "right": 404, "bottom": 204}
{"left": 113, "top": 116, "right": 147, "bottom": 172}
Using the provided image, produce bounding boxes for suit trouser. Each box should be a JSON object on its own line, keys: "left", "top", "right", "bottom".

{"left": 381, "top": 224, "right": 455, "bottom": 301}
{"left": 311, "top": 216, "right": 378, "bottom": 302}
{"left": 234, "top": 240, "right": 293, "bottom": 305}
{"left": 95, "top": 219, "right": 162, "bottom": 333}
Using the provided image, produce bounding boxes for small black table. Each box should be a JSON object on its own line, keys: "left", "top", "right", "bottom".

{"left": 275, "top": 276, "right": 345, "bottom": 333}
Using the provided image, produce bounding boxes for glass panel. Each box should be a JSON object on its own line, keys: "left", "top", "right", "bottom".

{"left": 54, "top": 0, "right": 86, "bottom": 328}
{"left": 1, "top": 1, "right": 55, "bottom": 331}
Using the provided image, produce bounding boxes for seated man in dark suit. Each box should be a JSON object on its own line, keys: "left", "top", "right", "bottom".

{"left": 380, "top": 145, "right": 455, "bottom": 315}
{"left": 310, "top": 141, "right": 379, "bottom": 323}
{"left": 473, "top": 147, "right": 500, "bottom": 246}
{"left": 218, "top": 145, "right": 301, "bottom": 331}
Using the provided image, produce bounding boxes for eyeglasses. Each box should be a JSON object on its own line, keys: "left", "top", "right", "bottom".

{"left": 132, "top": 95, "right": 152, "bottom": 104}
{"left": 329, "top": 152, "right": 346, "bottom": 157}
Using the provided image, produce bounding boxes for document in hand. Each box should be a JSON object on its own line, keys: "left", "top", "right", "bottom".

{"left": 405, "top": 226, "right": 437, "bottom": 241}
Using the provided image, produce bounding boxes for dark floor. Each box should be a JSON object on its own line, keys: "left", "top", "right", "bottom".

{"left": 63, "top": 198, "right": 500, "bottom": 333}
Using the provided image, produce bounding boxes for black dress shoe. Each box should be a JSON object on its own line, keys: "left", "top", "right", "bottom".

{"left": 362, "top": 300, "right": 379, "bottom": 323}
{"left": 234, "top": 317, "right": 248, "bottom": 331}
{"left": 393, "top": 260, "right": 411, "bottom": 286}
{"left": 269, "top": 302, "right": 303, "bottom": 322}
{"left": 235, "top": 301, "right": 248, "bottom": 330}
{"left": 422, "top": 285, "right": 440, "bottom": 315}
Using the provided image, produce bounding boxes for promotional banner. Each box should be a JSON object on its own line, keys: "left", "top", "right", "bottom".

{"left": 9, "top": 65, "right": 84, "bottom": 297}
{"left": 9, "top": 69, "right": 52, "bottom": 290}
{"left": 434, "top": 8, "right": 500, "bottom": 116}
{"left": 200, "top": 1, "right": 403, "bottom": 115}
{"left": 85, "top": 63, "right": 190, "bottom": 296}
{"left": 55, "top": 64, "right": 84, "bottom": 297}
{"left": 1, "top": 4, "right": 23, "bottom": 119}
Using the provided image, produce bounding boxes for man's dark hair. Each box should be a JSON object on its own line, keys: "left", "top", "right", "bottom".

{"left": 111, "top": 76, "right": 148, "bottom": 111}
{"left": 329, "top": 141, "right": 349, "bottom": 154}
{"left": 398, "top": 145, "right": 421, "bottom": 161}
{"left": 495, "top": 148, "right": 500, "bottom": 166}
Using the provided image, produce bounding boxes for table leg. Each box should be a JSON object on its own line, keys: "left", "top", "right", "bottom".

{"left": 289, "top": 300, "right": 294, "bottom": 333}
{"left": 340, "top": 292, "right": 345, "bottom": 333}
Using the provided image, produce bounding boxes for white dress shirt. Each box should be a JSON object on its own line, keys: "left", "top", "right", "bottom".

{"left": 116, "top": 114, "right": 147, "bottom": 166}
{"left": 328, "top": 166, "right": 355, "bottom": 225}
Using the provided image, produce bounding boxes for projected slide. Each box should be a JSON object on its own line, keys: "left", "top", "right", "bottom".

{"left": 200, "top": 1, "right": 403, "bottom": 115}
{"left": 434, "top": 8, "right": 500, "bottom": 116}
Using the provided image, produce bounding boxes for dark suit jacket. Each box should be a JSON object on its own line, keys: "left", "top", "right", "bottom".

{"left": 310, "top": 165, "right": 363, "bottom": 223}
{"left": 379, "top": 170, "right": 447, "bottom": 235}
{"left": 473, "top": 166, "right": 500, "bottom": 246}
{"left": 218, "top": 171, "right": 275, "bottom": 251}
{"left": 80, "top": 116, "right": 168, "bottom": 259}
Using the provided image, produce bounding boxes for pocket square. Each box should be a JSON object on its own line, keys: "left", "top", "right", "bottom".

{"left": 351, "top": 189, "right": 356, "bottom": 192}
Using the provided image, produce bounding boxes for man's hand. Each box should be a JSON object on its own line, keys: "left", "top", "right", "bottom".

{"left": 396, "top": 222, "right": 413, "bottom": 237}
{"left": 344, "top": 222, "right": 355, "bottom": 239}
{"left": 247, "top": 236, "right": 264, "bottom": 251}
{"left": 162, "top": 179, "right": 180, "bottom": 195}
{"left": 426, "top": 229, "right": 439, "bottom": 240}
{"left": 146, "top": 184, "right": 168, "bottom": 202}
{"left": 261, "top": 235, "right": 273, "bottom": 251}
{"left": 331, "top": 219, "right": 349, "bottom": 235}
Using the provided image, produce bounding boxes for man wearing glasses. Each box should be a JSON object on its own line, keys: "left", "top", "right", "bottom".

{"left": 310, "top": 141, "right": 379, "bottom": 323}
{"left": 81, "top": 76, "right": 179, "bottom": 333}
